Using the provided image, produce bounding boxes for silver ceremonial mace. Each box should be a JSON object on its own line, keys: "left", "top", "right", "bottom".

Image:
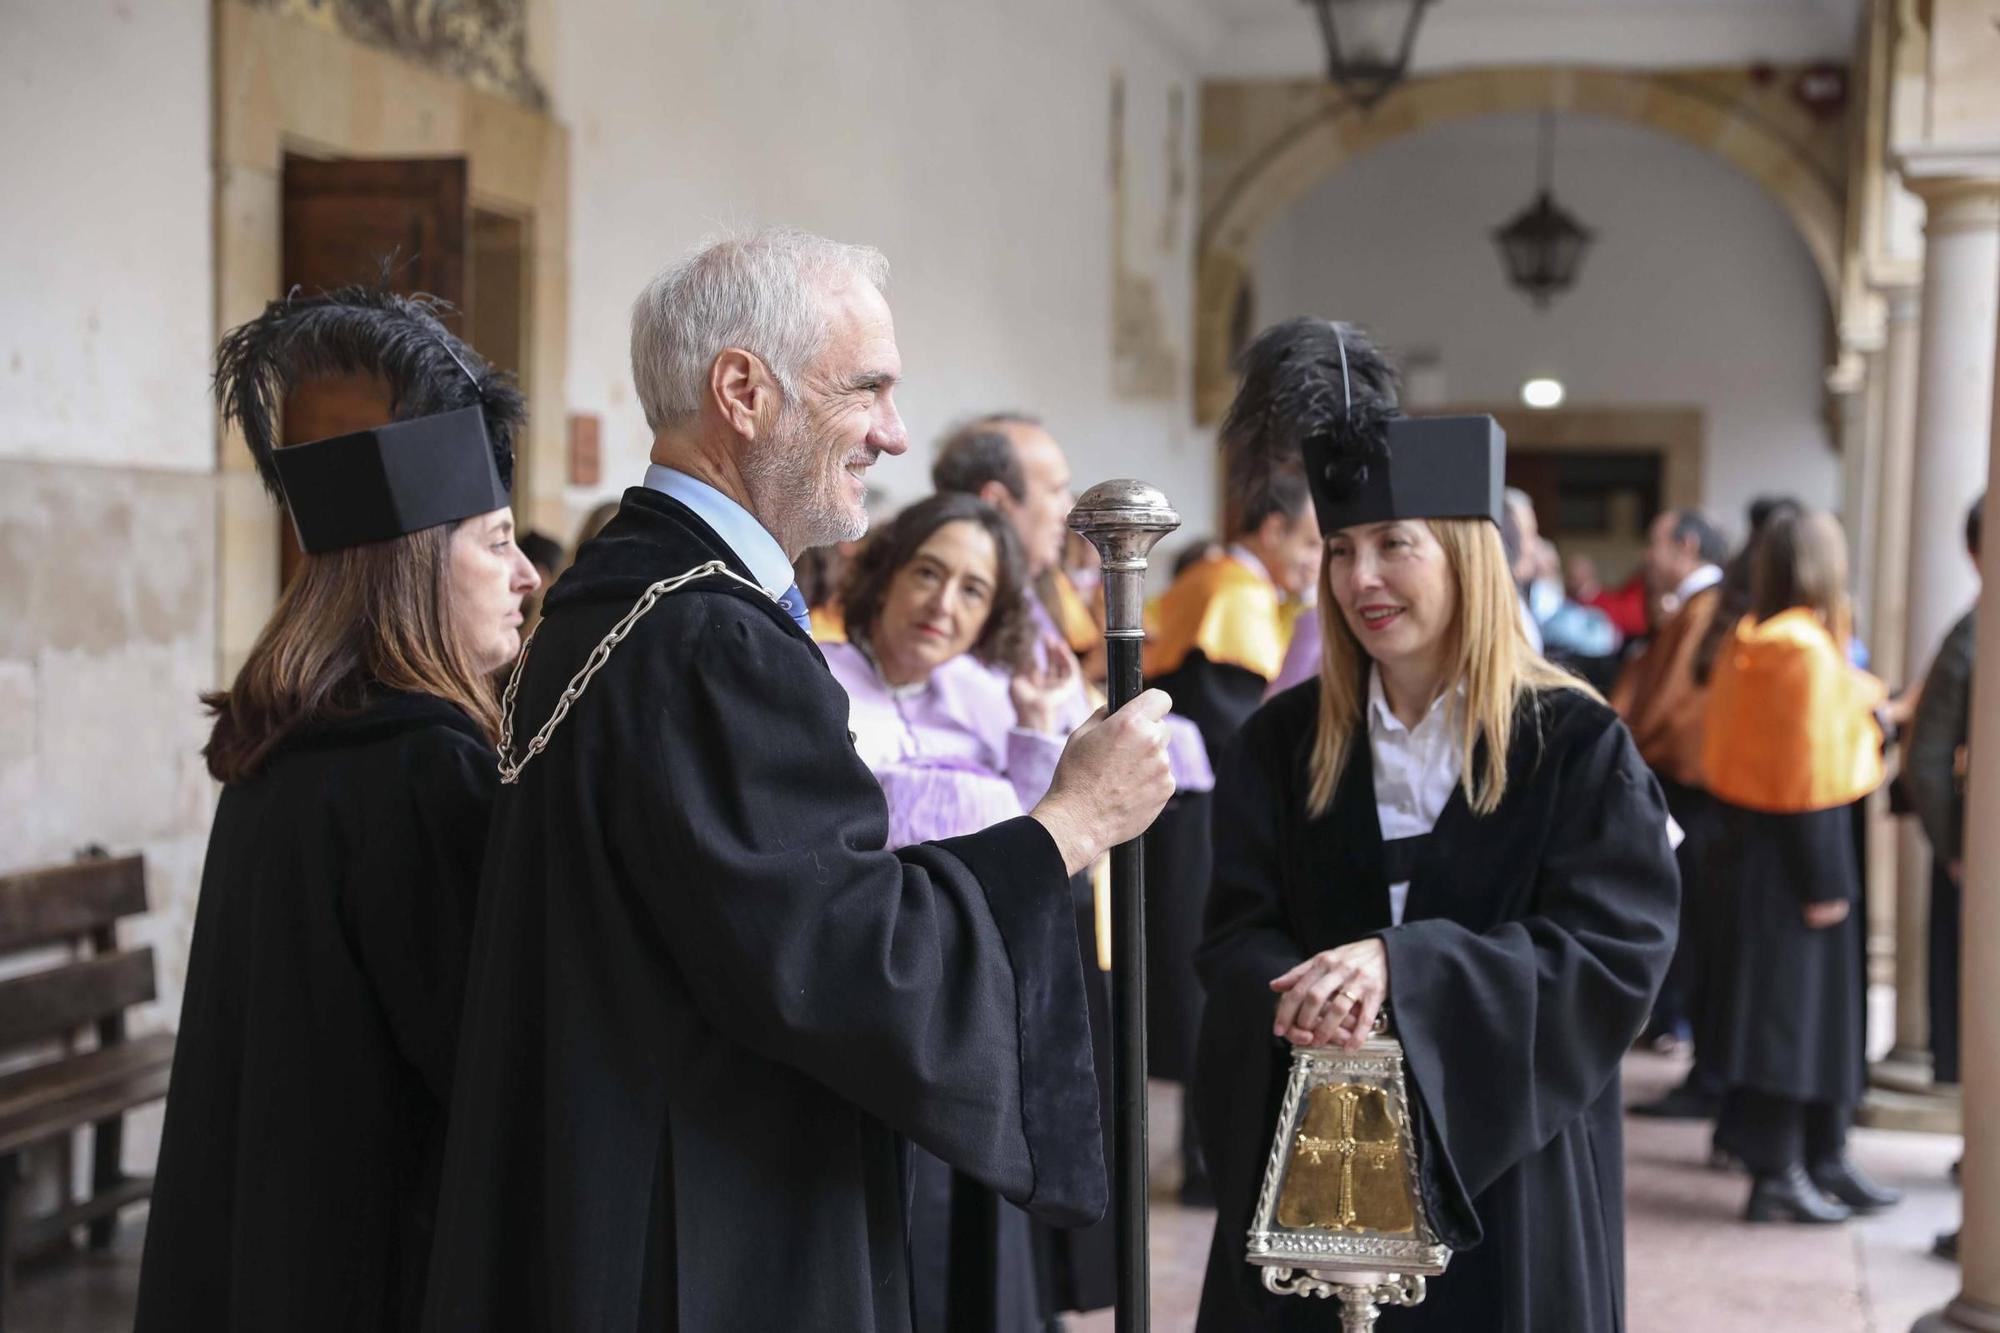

{"left": 1068, "top": 479, "right": 1180, "bottom": 1333}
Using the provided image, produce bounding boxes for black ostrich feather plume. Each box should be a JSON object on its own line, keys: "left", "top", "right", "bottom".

{"left": 214, "top": 283, "right": 523, "bottom": 500}
{"left": 1222, "top": 317, "right": 1400, "bottom": 505}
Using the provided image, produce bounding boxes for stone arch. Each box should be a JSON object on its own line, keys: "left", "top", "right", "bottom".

{"left": 1195, "top": 66, "right": 1846, "bottom": 421}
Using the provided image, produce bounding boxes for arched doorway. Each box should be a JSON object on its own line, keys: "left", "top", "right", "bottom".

{"left": 1195, "top": 65, "right": 1847, "bottom": 421}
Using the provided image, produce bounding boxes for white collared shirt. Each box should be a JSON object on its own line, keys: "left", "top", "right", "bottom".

{"left": 1674, "top": 563, "right": 1723, "bottom": 606}
{"left": 1366, "top": 668, "right": 1465, "bottom": 925}
{"left": 641, "top": 464, "right": 798, "bottom": 599}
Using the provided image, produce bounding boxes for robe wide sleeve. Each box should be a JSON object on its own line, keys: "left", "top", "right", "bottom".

{"left": 1381, "top": 714, "right": 1678, "bottom": 1248}
{"left": 630, "top": 604, "right": 1106, "bottom": 1226}
{"left": 337, "top": 726, "right": 495, "bottom": 1100}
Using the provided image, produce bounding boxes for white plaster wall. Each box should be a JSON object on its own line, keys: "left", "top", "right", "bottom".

{"left": 0, "top": 0, "right": 217, "bottom": 1038}
{"left": 0, "top": 0, "right": 214, "bottom": 472}
{"left": 548, "top": 0, "right": 1213, "bottom": 541}
{"left": 1252, "top": 111, "right": 1838, "bottom": 524}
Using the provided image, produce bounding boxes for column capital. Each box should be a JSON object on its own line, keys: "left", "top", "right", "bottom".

{"left": 1872, "top": 274, "right": 1924, "bottom": 324}
{"left": 1897, "top": 143, "right": 2000, "bottom": 232}
{"left": 1840, "top": 291, "right": 1889, "bottom": 357}
{"left": 1867, "top": 253, "right": 1926, "bottom": 297}
{"left": 1828, "top": 348, "right": 1870, "bottom": 396}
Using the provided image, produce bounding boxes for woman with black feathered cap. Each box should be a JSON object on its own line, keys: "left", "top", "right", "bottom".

{"left": 134, "top": 288, "right": 539, "bottom": 1332}
{"left": 1190, "top": 319, "right": 1680, "bottom": 1331}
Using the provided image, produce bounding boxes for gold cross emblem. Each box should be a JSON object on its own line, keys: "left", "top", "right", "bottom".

{"left": 1276, "top": 1083, "right": 1416, "bottom": 1235}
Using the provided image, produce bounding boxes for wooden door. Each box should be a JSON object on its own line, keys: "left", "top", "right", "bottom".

{"left": 277, "top": 155, "right": 469, "bottom": 583}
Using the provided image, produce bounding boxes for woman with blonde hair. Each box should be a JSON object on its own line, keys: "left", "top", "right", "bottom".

{"left": 1700, "top": 506, "right": 1898, "bottom": 1223}
{"left": 1192, "top": 320, "right": 1680, "bottom": 1332}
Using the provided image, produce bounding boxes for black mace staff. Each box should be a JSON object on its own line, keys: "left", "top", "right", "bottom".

{"left": 1068, "top": 480, "right": 1180, "bottom": 1333}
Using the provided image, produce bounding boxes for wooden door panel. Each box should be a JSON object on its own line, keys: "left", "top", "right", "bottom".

{"left": 278, "top": 155, "right": 469, "bottom": 583}
{"left": 282, "top": 155, "right": 468, "bottom": 314}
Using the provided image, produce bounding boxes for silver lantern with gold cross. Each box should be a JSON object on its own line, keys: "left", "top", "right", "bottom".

{"left": 1245, "top": 1018, "right": 1450, "bottom": 1331}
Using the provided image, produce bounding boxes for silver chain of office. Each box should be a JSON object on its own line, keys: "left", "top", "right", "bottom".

{"left": 497, "top": 560, "right": 776, "bottom": 784}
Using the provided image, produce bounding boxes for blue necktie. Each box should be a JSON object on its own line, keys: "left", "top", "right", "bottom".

{"left": 777, "top": 583, "right": 812, "bottom": 635}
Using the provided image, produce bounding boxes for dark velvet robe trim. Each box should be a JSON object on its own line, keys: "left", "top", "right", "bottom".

{"left": 937, "top": 816, "right": 1106, "bottom": 1228}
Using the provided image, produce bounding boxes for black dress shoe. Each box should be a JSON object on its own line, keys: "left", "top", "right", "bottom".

{"left": 1809, "top": 1156, "right": 1903, "bottom": 1213}
{"left": 1631, "top": 1084, "right": 1720, "bottom": 1120}
{"left": 1745, "top": 1166, "right": 1852, "bottom": 1223}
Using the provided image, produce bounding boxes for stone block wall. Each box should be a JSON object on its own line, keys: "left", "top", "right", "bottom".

{"left": 0, "top": 461, "right": 218, "bottom": 1034}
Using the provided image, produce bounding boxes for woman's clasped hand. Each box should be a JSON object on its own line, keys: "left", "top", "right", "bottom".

{"left": 1270, "top": 938, "right": 1389, "bottom": 1051}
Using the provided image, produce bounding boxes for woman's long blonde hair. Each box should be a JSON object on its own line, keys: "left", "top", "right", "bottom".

{"left": 1307, "top": 517, "right": 1593, "bottom": 817}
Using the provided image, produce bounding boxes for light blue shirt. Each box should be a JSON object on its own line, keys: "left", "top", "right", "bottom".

{"left": 642, "top": 464, "right": 797, "bottom": 598}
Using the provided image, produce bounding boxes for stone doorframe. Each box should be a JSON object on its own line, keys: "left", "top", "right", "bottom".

{"left": 212, "top": 0, "right": 569, "bottom": 679}
{"left": 1450, "top": 405, "right": 1708, "bottom": 517}
{"left": 1196, "top": 66, "right": 1847, "bottom": 423}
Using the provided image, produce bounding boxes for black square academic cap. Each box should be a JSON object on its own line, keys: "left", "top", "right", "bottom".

{"left": 1304, "top": 415, "right": 1506, "bottom": 536}
{"left": 215, "top": 284, "right": 524, "bottom": 554}
{"left": 272, "top": 406, "right": 510, "bottom": 554}
{"left": 1222, "top": 317, "right": 1505, "bottom": 539}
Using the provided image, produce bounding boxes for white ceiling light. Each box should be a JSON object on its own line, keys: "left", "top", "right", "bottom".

{"left": 1521, "top": 377, "right": 1565, "bottom": 409}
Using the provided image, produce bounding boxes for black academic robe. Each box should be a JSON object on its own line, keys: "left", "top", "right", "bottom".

{"left": 1030, "top": 876, "right": 1119, "bottom": 1317}
{"left": 1698, "top": 802, "right": 1864, "bottom": 1107}
{"left": 906, "top": 1146, "right": 1041, "bottom": 1333}
{"left": 1147, "top": 653, "right": 1269, "bottom": 767}
{"left": 1192, "top": 682, "right": 1679, "bottom": 1333}
{"left": 421, "top": 487, "right": 1105, "bottom": 1333}
{"left": 906, "top": 875, "right": 1109, "bottom": 1333}
{"left": 135, "top": 694, "right": 496, "bottom": 1333}
{"left": 1141, "top": 656, "right": 1260, "bottom": 1084}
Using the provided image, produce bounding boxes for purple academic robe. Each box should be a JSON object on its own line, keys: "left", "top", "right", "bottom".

{"left": 823, "top": 642, "right": 1066, "bottom": 848}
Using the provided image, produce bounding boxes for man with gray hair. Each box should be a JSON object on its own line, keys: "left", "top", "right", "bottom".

{"left": 424, "top": 228, "right": 1176, "bottom": 1331}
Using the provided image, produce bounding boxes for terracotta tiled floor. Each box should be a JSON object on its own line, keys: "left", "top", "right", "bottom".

{"left": 11, "top": 1055, "right": 1965, "bottom": 1332}
{"left": 1074, "top": 1054, "right": 1964, "bottom": 1333}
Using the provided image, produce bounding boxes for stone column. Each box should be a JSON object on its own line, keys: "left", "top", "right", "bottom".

{"left": 1843, "top": 347, "right": 1898, "bottom": 982}
{"left": 1911, "top": 228, "right": 2000, "bottom": 1333}
{"left": 1893, "top": 156, "right": 2000, "bottom": 1089}
{"left": 1900, "top": 157, "right": 2000, "bottom": 685}
{"left": 1867, "top": 282, "right": 1931, "bottom": 1068}
{"left": 1839, "top": 348, "right": 1885, "bottom": 640}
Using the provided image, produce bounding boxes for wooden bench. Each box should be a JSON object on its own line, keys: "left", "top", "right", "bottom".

{"left": 0, "top": 854, "right": 175, "bottom": 1321}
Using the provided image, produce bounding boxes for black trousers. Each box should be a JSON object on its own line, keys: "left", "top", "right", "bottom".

{"left": 1650, "top": 778, "right": 1715, "bottom": 1052}
{"left": 1715, "top": 1089, "right": 1850, "bottom": 1176}
{"left": 1929, "top": 860, "right": 1963, "bottom": 1085}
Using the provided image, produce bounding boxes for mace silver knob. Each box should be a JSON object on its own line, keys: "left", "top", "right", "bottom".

{"left": 1068, "top": 480, "right": 1180, "bottom": 639}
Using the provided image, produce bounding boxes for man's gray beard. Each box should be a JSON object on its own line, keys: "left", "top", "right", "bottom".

{"left": 742, "top": 409, "right": 867, "bottom": 552}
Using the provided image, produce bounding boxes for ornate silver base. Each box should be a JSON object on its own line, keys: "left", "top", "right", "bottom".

{"left": 1261, "top": 1268, "right": 1427, "bottom": 1331}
